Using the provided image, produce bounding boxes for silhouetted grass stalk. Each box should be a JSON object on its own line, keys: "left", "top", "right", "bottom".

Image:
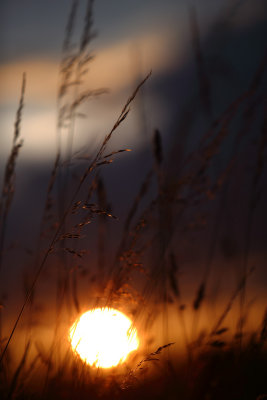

{"left": 0, "top": 71, "right": 151, "bottom": 364}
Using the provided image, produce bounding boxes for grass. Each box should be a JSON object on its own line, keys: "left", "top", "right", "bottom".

{"left": 0, "top": 0, "right": 267, "bottom": 399}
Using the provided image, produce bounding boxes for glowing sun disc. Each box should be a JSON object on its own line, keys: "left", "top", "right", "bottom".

{"left": 69, "top": 308, "right": 139, "bottom": 368}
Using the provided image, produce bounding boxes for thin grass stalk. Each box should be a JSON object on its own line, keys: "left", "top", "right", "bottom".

{"left": 65, "top": 0, "right": 95, "bottom": 182}
{"left": 0, "top": 72, "right": 151, "bottom": 363}
{"left": 52, "top": 0, "right": 81, "bottom": 333}
{"left": 57, "top": 0, "right": 79, "bottom": 153}
{"left": 189, "top": 6, "right": 211, "bottom": 117}
{"left": 0, "top": 73, "right": 26, "bottom": 343}
{"left": 189, "top": 104, "right": 239, "bottom": 341}
{"left": 190, "top": 155, "right": 237, "bottom": 342}
{"left": 71, "top": 265, "right": 80, "bottom": 313}
{"left": 53, "top": 0, "right": 97, "bottom": 334}
{"left": 0, "top": 73, "right": 26, "bottom": 272}
{"left": 210, "top": 267, "right": 254, "bottom": 336}
{"left": 238, "top": 105, "right": 267, "bottom": 347}
{"left": 169, "top": 253, "right": 191, "bottom": 363}
{"left": 189, "top": 55, "right": 266, "bottom": 340}
{"left": 96, "top": 175, "right": 108, "bottom": 273}
{"left": 152, "top": 129, "right": 170, "bottom": 346}
{"left": 112, "top": 168, "right": 153, "bottom": 270}
{"left": 7, "top": 341, "right": 30, "bottom": 400}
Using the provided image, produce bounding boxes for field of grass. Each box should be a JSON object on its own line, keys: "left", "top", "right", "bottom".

{"left": 0, "top": 1, "right": 266, "bottom": 399}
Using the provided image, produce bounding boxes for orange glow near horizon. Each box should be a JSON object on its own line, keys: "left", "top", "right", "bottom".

{"left": 69, "top": 308, "right": 139, "bottom": 368}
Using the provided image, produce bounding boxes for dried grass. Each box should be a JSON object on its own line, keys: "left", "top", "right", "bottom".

{"left": 0, "top": 1, "right": 266, "bottom": 400}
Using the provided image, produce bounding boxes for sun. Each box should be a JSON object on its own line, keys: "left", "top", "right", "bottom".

{"left": 69, "top": 307, "right": 139, "bottom": 368}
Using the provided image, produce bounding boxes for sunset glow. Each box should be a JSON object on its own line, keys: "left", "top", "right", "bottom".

{"left": 69, "top": 308, "right": 139, "bottom": 368}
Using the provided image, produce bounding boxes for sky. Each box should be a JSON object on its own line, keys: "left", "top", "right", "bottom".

{"left": 1, "top": 0, "right": 266, "bottom": 162}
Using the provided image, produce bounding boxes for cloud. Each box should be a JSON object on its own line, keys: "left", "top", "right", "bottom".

{"left": 0, "top": 59, "right": 58, "bottom": 105}
{"left": 0, "top": 28, "right": 177, "bottom": 103}
{"left": 0, "top": 30, "right": 176, "bottom": 161}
